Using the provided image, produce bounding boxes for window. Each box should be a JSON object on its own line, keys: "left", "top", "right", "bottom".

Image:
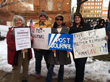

{"left": 91, "top": 3, "right": 94, "bottom": 5}
{"left": 95, "top": 10, "right": 97, "bottom": 13}
{"left": 105, "top": 16, "right": 107, "bottom": 18}
{"left": 91, "top": 10, "right": 94, "bottom": 13}
{"left": 84, "top": 10, "right": 87, "bottom": 13}
{"left": 92, "top": 0, "right": 94, "bottom": 1}
{"left": 88, "top": 6, "right": 90, "bottom": 9}
{"left": 84, "top": 3, "right": 87, "bottom": 5}
{"left": 84, "top": 14, "right": 86, "bottom": 17}
{"left": 91, "top": 14, "right": 93, "bottom": 17}
{"left": 88, "top": 3, "right": 90, "bottom": 5}
{"left": 99, "top": 14, "right": 101, "bottom": 17}
{"left": 88, "top": 10, "right": 90, "bottom": 13}
{"left": 87, "top": 14, "right": 90, "bottom": 17}
{"left": 97, "top": 14, "right": 99, "bottom": 17}
{"left": 91, "top": 6, "right": 94, "bottom": 9}
{"left": 95, "top": 3, "right": 97, "bottom": 5}
{"left": 98, "top": 3, "right": 99, "bottom": 5}
{"left": 95, "top": 15, "right": 96, "bottom": 17}
{"left": 100, "top": 6, "right": 101, "bottom": 9}
{"left": 100, "top": 3, "right": 102, "bottom": 5}
{"left": 102, "top": 15, "right": 104, "bottom": 18}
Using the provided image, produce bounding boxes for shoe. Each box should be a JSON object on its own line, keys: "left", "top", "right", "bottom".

{"left": 22, "top": 80, "right": 28, "bottom": 82}
{"left": 53, "top": 72, "right": 56, "bottom": 76}
{"left": 36, "top": 74, "right": 40, "bottom": 79}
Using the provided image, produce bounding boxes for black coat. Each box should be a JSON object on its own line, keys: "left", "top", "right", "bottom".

{"left": 69, "top": 23, "right": 92, "bottom": 34}
{"left": 48, "top": 26, "right": 71, "bottom": 65}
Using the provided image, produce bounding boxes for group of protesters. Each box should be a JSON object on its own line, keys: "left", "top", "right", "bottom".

{"left": 6, "top": 10, "right": 109, "bottom": 82}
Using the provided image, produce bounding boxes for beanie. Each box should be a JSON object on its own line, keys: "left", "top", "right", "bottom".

{"left": 39, "top": 10, "right": 47, "bottom": 18}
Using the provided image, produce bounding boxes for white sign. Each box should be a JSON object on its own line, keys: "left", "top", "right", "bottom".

{"left": 14, "top": 27, "right": 31, "bottom": 51}
{"left": 32, "top": 28, "right": 51, "bottom": 50}
{"left": 73, "top": 28, "right": 108, "bottom": 59}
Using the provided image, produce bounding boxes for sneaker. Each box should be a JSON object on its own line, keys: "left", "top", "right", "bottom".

{"left": 53, "top": 72, "right": 56, "bottom": 76}
{"left": 22, "top": 80, "right": 28, "bottom": 82}
{"left": 36, "top": 74, "right": 40, "bottom": 79}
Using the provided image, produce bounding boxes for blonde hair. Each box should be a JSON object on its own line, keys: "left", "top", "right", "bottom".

{"left": 12, "top": 15, "right": 25, "bottom": 26}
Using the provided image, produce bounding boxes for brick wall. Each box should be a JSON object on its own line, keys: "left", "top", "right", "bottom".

{"left": 0, "top": 0, "right": 71, "bottom": 27}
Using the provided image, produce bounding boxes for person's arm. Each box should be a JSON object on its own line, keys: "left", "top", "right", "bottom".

{"left": 6, "top": 29, "right": 16, "bottom": 51}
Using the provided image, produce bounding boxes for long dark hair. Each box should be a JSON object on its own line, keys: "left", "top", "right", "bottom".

{"left": 53, "top": 16, "right": 65, "bottom": 28}
{"left": 73, "top": 13, "right": 84, "bottom": 26}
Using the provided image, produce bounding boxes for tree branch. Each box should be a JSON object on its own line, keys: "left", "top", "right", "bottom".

{"left": 81, "top": 0, "right": 88, "bottom": 4}
{"left": 0, "top": 0, "right": 25, "bottom": 8}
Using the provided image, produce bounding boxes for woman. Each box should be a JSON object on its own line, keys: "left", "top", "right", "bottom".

{"left": 46, "top": 14, "right": 71, "bottom": 82}
{"left": 34, "top": 10, "right": 56, "bottom": 78}
{"left": 69, "top": 13, "right": 91, "bottom": 82}
{"left": 6, "top": 15, "right": 33, "bottom": 82}
{"left": 94, "top": 19, "right": 105, "bottom": 29}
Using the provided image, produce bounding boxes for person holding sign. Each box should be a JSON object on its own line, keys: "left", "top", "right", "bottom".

{"left": 69, "top": 13, "right": 92, "bottom": 82}
{"left": 6, "top": 15, "right": 33, "bottom": 82}
{"left": 46, "top": 14, "right": 71, "bottom": 82}
{"left": 34, "top": 10, "right": 56, "bottom": 78}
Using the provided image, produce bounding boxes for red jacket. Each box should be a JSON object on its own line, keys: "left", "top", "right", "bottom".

{"left": 6, "top": 27, "right": 33, "bottom": 65}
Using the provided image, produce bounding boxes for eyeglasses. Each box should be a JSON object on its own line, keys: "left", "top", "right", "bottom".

{"left": 56, "top": 18, "right": 63, "bottom": 21}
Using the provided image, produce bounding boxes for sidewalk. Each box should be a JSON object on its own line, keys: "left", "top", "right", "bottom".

{"left": 0, "top": 70, "right": 109, "bottom": 82}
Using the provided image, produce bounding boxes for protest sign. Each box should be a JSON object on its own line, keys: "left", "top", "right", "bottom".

{"left": 48, "top": 33, "right": 73, "bottom": 51}
{"left": 73, "top": 28, "right": 108, "bottom": 58}
{"left": 14, "top": 27, "right": 31, "bottom": 51}
{"left": 32, "top": 28, "right": 51, "bottom": 50}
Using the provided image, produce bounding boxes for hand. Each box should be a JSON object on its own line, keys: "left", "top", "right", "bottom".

{"left": 106, "top": 35, "right": 108, "bottom": 41}
{"left": 52, "top": 50, "right": 56, "bottom": 53}
{"left": 30, "top": 36, "right": 33, "bottom": 40}
{"left": 40, "top": 27, "right": 43, "bottom": 30}
{"left": 67, "top": 51, "right": 69, "bottom": 54}
{"left": 22, "top": 49, "right": 25, "bottom": 52}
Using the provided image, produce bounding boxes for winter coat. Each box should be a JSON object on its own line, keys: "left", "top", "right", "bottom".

{"left": 6, "top": 27, "right": 33, "bottom": 65}
{"left": 48, "top": 26, "right": 71, "bottom": 65}
{"left": 34, "top": 20, "right": 52, "bottom": 28}
{"left": 94, "top": 19, "right": 105, "bottom": 29}
{"left": 69, "top": 23, "right": 92, "bottom": 34}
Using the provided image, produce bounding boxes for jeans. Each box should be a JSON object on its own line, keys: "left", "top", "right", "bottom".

{"left": 46, "top": 65, "right": 64, "bottom": 82}
{"left": 34, "top": 49, "right": 50, "bottom": 74}
{"left": 72, "top": 51, "right": 87, "bottom": 82}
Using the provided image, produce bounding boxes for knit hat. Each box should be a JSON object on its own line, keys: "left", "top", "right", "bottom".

{"left": 39, "top": 10, "right": 47, "bottom": 18}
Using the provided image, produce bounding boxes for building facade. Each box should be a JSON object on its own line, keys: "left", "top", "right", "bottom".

{"left": 80, "top": 0, "right": 103, "bottom": 22}
{"left": 0, "top": 0, "right": 71, "bottom": 27}
{"left": 102, "top": 7, "right": 108, "bottom": 20}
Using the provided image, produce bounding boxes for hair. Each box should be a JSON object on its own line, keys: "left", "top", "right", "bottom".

{"left": 73, "top": 13, "right": 84, "bottom": 25}
{"left": 12, "top": 15, "right": 25, "bottom": 26}
{"left": 53, "top": 16, "right": 65, "bottom": 28}
{"left": 99, "top": 19, "right": 105, "bottom": 25}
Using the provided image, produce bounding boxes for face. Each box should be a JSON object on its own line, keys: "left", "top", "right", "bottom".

{"left": 15, "top": 18, "right": 22, "bottom": 27}
{"left": 101, "top": 20, "right": 104, "bottom": 24}
{"left": 39, "top": 16, "right": 46, "bottom": 23}
{"left": 74, "top": 16, "right": 81, "bottom": 24}
{"left": 56, "top": 17, "right": 63, "bottom": 26}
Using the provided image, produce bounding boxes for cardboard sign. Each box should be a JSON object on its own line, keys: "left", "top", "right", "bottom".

{"left": 14, "top": 27, "right": 31, "bottom": 51}
{"left": 73, "top": 28, "right": 108, "bottom": 58}
{"left": 48, "top": 33, "right": 73, "bottom": 51}
{"left": 32, "top": 28, "right": 51, "bottom": 50}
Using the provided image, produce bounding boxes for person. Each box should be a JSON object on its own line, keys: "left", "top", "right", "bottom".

{"left": 106, "top": 23, "right": 110, "bottom": 52}
{"left": 6, "top": 15, "right": 33, "bottom": 82}
{"left": 46, "top": 14, "right": 71, "bottom": 82}
{"left": 69, "top": 13, "right": 92, "bottom": 82}
{"left": 94, "top": 19, "right": 105, "bottom": 29}
{"left": 105, "top": 19, "right": 109, "bottom": 28}
{"left": 34, "top": 10, "right": 56, "bottom": 78}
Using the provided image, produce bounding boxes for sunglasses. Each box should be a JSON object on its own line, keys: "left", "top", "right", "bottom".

{"left": 56, "top": 18, "right": 63, "bottom": 21}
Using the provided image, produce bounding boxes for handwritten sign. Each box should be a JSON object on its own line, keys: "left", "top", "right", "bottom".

{"left": 48, "top": 34, "right": 73, "bottom": 51}
{"left": 14, "top": 27, "right": 31, "bottom": 51}
{"left": 32, "top": 28, "right": 51, "bottom": 50}
{"left": 73, "top": 28, "right": 108, "bottom": 58}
